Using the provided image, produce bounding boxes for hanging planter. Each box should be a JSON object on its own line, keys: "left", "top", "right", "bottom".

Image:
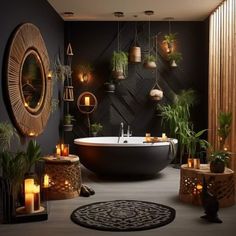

{"left": 111, "top": 51, "right": 128, "bottom": 80}
{"left": 129, "top": 46, "right": 141, "bottom": 63}
{"left": 143, "top": 54, "right": 157, "bottom": 69}
{"left": 167, "top": 52, "right": 183, "bottom": 67}
{"left": 150, "top": 88, "right": 163, "bottom": 101}
{"left": 63, "top": 114, "right": 75, "bottom": 132}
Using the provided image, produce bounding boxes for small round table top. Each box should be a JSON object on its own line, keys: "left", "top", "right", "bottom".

{"left": 181, "top": 164, "right": 234, "bottom": 175}
{"left": 42, "top": 154, "right": 79, "bottom": 163}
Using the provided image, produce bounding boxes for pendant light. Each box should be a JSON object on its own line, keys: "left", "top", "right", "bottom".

{"left": 129, "top": 20, "right": 141, "bottom": 63}
{"left": 163, "top": 17, "right": 175, "bottom": 54}
{"left": 143, "top": 10, "right": 156, "bottom": 69}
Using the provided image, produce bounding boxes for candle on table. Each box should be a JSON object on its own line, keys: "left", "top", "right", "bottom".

{"left": 84, "top": 96, "right": 90, "bottom": 106}
{"left": 61, "top": 144, "right": 69, "bottom": 156}
{"left": 145, "top": 133, "right": 151, "bottom": 142}
{"left": 33, "top": 185, "right": 40, "bottom": 211}
{"left": 24, "top": 178, "right": 35, "bottom": 213}
{"left": 43, "top": 174, "right": 49, "bottom": 188}
{"left": 162, "top": 133, "right": 167, "bottom": 141}
{"left": 187, "top": 158, "right": 194, "bottom": 168}
{"left": 193, "top": 158, "right": 200, "bottom": 169}
{"left": 56, "top": 144, "right": 61, "bottom": 156}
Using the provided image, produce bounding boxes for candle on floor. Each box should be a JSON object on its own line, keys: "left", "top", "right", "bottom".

{"left": 33, "top": 185, "right": 40, "bottom": 211}
{"left": 43, "top": 174, "right": 49, "bottom": 188}
{"left": 84, "top": 96, "right": 90, "bottom": 106}
{"left": 24, "top": 178, "right": 35, "bottom": 213}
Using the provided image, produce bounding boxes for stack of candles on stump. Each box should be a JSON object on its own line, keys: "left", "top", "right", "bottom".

{"left": 56, "top": 144, "right": 69, "bottom": 156}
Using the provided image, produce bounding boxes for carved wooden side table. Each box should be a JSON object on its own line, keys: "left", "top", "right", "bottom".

{"left": 179, "top": 164, "right": 235, "bottom": 207}
{"left": 43, "top": 155, "right": 81, "bottom": 200}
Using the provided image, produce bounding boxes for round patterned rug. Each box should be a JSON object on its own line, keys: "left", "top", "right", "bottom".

{"left": 71, "top": 200, "right": 176, "bottom": 231}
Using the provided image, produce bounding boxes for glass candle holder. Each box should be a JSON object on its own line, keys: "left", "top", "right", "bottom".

{"left": 145, "top": 133, "right": 151, "bottom": 142}
{"left": 61, "top": 144, "right": 69, "bottom": 156}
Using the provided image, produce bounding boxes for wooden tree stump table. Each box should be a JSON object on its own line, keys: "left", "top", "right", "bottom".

{"left": 179, "top": 164, "right": 235, "bottom": 207}
{"left": 43, "top": 155, "right": 81, "bottom": 200}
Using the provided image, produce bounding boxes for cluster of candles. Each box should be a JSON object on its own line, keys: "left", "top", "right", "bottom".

{"left": 24, "top": 178, "right": 41, "bottom": 214}
{"left": 187, "top": 158, "right": 200, "bottom": 169}
{"left": 56, "top": 144, "right": 69, "bottom": 156}
{"left": 145, "top": 133, "right": 168, "bottom": 142}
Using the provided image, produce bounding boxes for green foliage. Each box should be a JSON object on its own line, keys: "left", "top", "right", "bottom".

{"left": 25, "top": 140, "right": 41, "bottom": 172}
{"left": 64, "top": 114, "right": 75, "bottom": 125}
{"left": 167, "top": 51, "right": 183, "bottom": 63}
{"left": 91, "top": 123, "right": 103, "bottom": 133}
{"left": 209, "top": 150, "right": 230, "bottom": 165}
{"left": 157, "top": 89, "right": 197, "bottom": 162}
{"left": 217, "top": 111, "right": 232, "bottom": 148}
{"left": 163, "top": 33, "right": 177, "bottom": 44}
{"left": 143, "top": 54, "right": 156, "bottom": 62}
{"left": 111, "top": 51, "right": 128, "bottom": 74}
{"left": 0, "top": 122, "right": 18, "bottom": 152}
{"left": 53, "top": 56, "right": 72, "bottom": 82}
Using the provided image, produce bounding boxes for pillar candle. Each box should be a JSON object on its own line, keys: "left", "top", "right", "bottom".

{"left": 56, "top": 144, "right": 61, "bottom": 156}
{"left": 162, "top": 133, "right": 167, "bottom": 141}
{"left": 33, "top": 185, "right": 40, "bottom": 211}
{"left": 25, "top": 193, "right": 34, "bottom": 213}
{"left": 84, "top": 96, "right": 90, "bottom": 106}
{"left": 43, "top": 174, "right": 49, "bottom": 188}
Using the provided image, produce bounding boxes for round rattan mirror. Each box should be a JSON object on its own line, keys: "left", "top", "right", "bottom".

{"left": 7, "top": 23, "right": 52, "bottom": 137}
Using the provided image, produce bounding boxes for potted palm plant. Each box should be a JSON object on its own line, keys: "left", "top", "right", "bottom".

{"left": 157, "top": 89, "right": 197, "bottom": 165}
{"left": 143, "top": 54, "right": 157, "bottom": 69}
{"left": 209, "top": 150, "right": 230, "bottom": 173}
{"left": 111, "top": 51, "right": 128, "bottom": 80}
{"left": 167, "top": 51, "right": 183, "bottom": 67}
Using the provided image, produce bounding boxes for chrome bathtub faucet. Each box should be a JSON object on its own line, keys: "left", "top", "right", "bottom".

{"left": 117, "top": 122, "right": 124, "bottom": 143}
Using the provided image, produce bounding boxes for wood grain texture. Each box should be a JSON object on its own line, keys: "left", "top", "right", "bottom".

{"left": 208, "top": 0, "right": 236, "bottom": 179}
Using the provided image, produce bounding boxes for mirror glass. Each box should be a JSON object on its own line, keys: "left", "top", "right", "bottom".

{"left": 21, "top": 50, "right": 45, "bottom": 112}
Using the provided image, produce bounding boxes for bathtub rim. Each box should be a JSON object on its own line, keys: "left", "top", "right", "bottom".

{"left": 74, "top": 136, "right": 178, "bottom": 147}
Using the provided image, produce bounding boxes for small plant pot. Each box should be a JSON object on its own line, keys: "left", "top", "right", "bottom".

{"left": 63, "top": 124, "right": 73, "bottom": 132}
{"left": 112, "top": 70, "right": 125, "bottom": 80}
{"left": 143, "top": 61, "right": 157, "bottom": 69}
{"left": 210, "top": 161, "right": 225, "bottom": 173}
{"left": 149, "top": 89, "right": 163, "bottom": 101}
{"left": 171, "top": 60, "right": 178, "bottom": 67}
{"left": 104, "top": 82, "right": 115, "bottom": 93}
{"left": 129, "top": 46, "right": 141, "bottom": 63}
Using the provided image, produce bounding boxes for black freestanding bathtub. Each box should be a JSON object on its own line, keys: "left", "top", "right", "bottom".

{"left": 74, "top": 137, "right": 178, "bottom": 177}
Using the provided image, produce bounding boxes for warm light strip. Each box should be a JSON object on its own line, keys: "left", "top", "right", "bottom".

{"left": 208, "top": 0, "right": 236, "bottom": 171}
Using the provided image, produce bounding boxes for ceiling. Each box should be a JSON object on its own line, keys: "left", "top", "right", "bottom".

{"left": 47, "top": 0, "right": 224, "bottom": 21}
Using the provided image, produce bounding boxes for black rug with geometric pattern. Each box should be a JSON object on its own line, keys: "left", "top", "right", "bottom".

{"left": 71, "top": 200, "right": 176, "bottom": 231}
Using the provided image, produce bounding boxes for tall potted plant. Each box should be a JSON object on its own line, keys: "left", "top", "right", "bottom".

{"left": 157, "top": 89, "right": 197, "bottom": 165}
{"left": 111, "top": 51, "right": 128, "bottom": 80}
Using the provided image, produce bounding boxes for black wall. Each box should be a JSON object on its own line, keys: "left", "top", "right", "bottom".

{"left": 65, "top": 21, "right": 209, "bottom": 145}
{"left": 0, "top": 0, "right": 64, "bottom": 154}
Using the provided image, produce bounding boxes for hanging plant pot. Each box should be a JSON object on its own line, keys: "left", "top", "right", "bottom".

{"left": 112, "top": 70, "right": 125, "bottom": 80}
{"left": 129, "top": 46, "right": 141, "bottom": 63}
{"left": 63, "top": 124, "right": 73, "bottom": 132}
{"left": 104, "top": 82, "right": 116, "bottom": 93}
{"left": 149, "top": 89, "right": 163, "bottom": 101}
{"left": 143, "top": 61, "right": 157, "bottom": 69}
{"left": 171, "top": 60, "right": 178, "bottom": 67}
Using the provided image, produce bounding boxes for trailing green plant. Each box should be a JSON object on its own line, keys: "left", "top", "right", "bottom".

{"left": 0, "top": 122, "right": 18, "bottom": 152}
{"left": 53, "top": 56, "right": 72, "bottom": 82}
{"left": 143, "top": 54, "right": 156, "bottom": 63}
{"left": 167, "top": 51, "right": 183, "bottom": 64}
{"left": 91, "top": 123, "right": 103, "bottom": 134}
{"left": 163, "top": 33, "right": 177, "bottom": 44}
{"left": 111, "top": 51, "right": 128, "bottom": 75}
{"left": 157, "top": 89, "right": 197, "bottom": 164}
{"left": 217, "top": 111, "right": 232, "bottom": 149}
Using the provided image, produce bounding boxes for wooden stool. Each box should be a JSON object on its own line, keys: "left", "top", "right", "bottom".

{"left": 43, "top": 155, "right": 81, "bottom": 200}
{"left": 179, "top": 164, "right": 235, "bottom": 207}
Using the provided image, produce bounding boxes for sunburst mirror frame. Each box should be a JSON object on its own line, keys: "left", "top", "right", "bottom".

{"left": 7, "top": 23, "right": 52, "bottom": 137}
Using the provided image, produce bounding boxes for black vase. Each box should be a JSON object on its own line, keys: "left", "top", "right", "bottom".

{"left": 210, "top": 161, "right": 225, "bottom": 173}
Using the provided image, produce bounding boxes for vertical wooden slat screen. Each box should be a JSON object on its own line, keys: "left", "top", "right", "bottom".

{"left": 208, "top": 0, "right": 236, "bottom": 172}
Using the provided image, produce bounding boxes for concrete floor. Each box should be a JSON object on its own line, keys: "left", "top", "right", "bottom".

{"left": 0, "top": 165, "right": 236, "bottom": 236}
